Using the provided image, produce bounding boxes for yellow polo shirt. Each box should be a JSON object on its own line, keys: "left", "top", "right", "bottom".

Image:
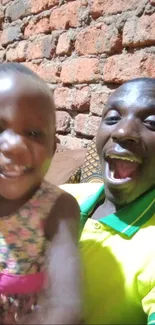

{"left": 60, "top": 183, "right": 155, "bottom": 324}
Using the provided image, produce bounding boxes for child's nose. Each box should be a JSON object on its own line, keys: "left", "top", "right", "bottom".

{"left": 0, "top": 130, "right": 28, "bottom": 158}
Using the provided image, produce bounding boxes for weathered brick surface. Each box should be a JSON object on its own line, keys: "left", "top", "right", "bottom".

{"left": 103, "top": 52, "right": 155, "bottom": 83}
{"left": 5, "top": 0, "right": 59, "bottom": 21}
{"left": 56, "top": 32, "right": 72, "bottom": 56}
{"left": 0, "top": 50, "right": 5, "bottom": 63}
{"left": 5, "top": 0, "right": 30, "bottom": 21}
{"left": 1, "top": 22, "right": 22, "bottom": 46}
{"left": 24, "top": 16, "right": 50, "bottom": 38}
{"left": 30, "top": 0, "right": 59, "bottom": 14}
{"left": 75, "top": 23, "right": 122, "bottom": 55}
{"left": 1, "top": 0, "right": 12, "bottom": 4}
{"left": 61, "top": 58, "right": 101, "bottom": 84}
{"left": 0, "top": 5, "right": 4, "bottom": 25}
{"left": 54, "top": 86, "right": 90, "bottom": 111}
{"left": 123, "top": 14, "right": 155, "bottom": 47}
{"left": 26, "top": 35, "right": 56, "bottom": 60}
{"left": 90, "top": 0, "right": 138, "bottom": 18}
{"left": 56, "top": 111, "right": 71, "bottom": 133}
{"left": 90, "top": 86, "right": 113, "bottom": 116}
{"left": 23, "top": 60, "right": 61, "bottom": 82}
{"left": 58, "top": 135, "right": 89, "bottom": 149}
{"left": 75, "top": 114, "right": 101, "bottom": 137}
{"left": 6, "top": 40, "right": 27, "bottom": 61}
{"left": 1, "top": 0, "right": 155, "bottom": 148}
{"left": 50, "top": 0, "right": 88, "bottom": 30}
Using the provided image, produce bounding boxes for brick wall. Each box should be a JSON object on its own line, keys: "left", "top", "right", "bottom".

{"left": 0, "top": 0, "right": 155, "bottom": 148}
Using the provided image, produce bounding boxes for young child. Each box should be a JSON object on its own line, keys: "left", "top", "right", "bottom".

{"left": 0, "top": 63, "right": 82, "bottom": 324}
{"left": 61, "top": 78, "right": 155, "bottom": 324}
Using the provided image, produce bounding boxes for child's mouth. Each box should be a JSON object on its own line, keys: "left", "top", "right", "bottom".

{"left": 0, "top": 164, "right": 33, "bottom": 178}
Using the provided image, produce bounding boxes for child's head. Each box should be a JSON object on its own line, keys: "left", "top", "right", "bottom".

{"left": 0, "top": 62, "right": 56, "bottom": 200}
{"left": 96, "top": 77, "right": 155, "bottom": 206}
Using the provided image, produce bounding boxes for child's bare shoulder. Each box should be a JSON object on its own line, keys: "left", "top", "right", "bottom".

{"left": 44, "top": 182, "right": 80, "bottom": 240}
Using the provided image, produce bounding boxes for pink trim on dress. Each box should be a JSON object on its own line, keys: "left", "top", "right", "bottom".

{"left": 0, "top": 272, "right": 45, "bottom": 295}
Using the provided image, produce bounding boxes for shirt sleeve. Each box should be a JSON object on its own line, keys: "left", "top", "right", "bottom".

{"left": 142, "top": 285, "right": 155, "bottom": 324}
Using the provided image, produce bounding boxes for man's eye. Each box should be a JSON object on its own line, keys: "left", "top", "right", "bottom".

{"left": 144, "top": 117, "right": 155, "bottom": 131}
{"left": 104, "top": 116, "right": 121, "bottom": 125}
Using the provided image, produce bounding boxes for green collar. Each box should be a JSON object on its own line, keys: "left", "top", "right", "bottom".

{"left": 80, "top": 184, "right": 155, "bottom": 237}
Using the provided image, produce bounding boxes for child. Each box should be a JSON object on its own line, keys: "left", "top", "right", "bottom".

{"left": 61, "top": 78, "right": 155, "bottom": 324}
{"left": 0, "top": 63, "right": 82, "bottom": 324}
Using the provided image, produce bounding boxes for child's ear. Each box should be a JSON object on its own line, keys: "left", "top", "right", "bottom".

{"left": 53, "top": 134, "right": 58, "bottom": 154}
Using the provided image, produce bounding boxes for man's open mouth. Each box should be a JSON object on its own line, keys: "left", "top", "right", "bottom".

{"left": 105, "top": 154, "right": 142, "bottom": 183}
{"left": 0, "top": 164, "right": 33, "bottom": 178}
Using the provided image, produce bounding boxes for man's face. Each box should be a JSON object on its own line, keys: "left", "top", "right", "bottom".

{"left": 96, "top": 80, "right": 155, "bottom": 206}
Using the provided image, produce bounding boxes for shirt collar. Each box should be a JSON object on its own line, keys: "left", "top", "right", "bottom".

{"left": 80, "top": 184, "right": 155, "bottom": 237}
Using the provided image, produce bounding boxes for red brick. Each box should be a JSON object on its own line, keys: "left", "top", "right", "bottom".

{"left": 54, "top": 87, "right": 70, "bottom": 109}
{"left": 6, "top": 40, "right": 27, "bottom": 62}
{"left": 38, "top": 61, "right": 61, "bottom": 83}
{"left": 26, "top": 35, "right": 56, "bottom": 60}
{"left": 123, "top": 14, "right": 155, "bottom": 47}
{"left": 5, "top": 0, "right": 58, "bottom": 21}
{"left": 73, "top": 87, "right": 90, "bottom": 112}
{"left": 90, "top": 86, "right": 113, "bottom": 116}
{"left": 54, "top": 86, "right": 90, "bottom": 111}
{"left": 61, "top": 58, "right": 101, "bottom": 84}
{"left": 1, "top": 0, "right": 12, "bottom": 4}
{"left": 56, "top": 32, "right": 72, "bottom": 56}
{"left": 0, "top": 5, "right": 4, "bottom": 24}
{"left": 0, "top": 50, "right": 5, "bottom": 63}
{"left": 30, "top": 0, "right": 59, "bottom": 14}
{"left": 57, "top": 135, "right": 85, "bottom": 149}
{"left": 5, "top": 0, "right": 30, "bottom": 21}
{"left": 50, "top": 0, "right": 87, "bottom": 30}
{"left": 0, "top": 22, "right": 22, "bottom": 46}
{"left": 24, "top": 16, "right": 50, "bottom": 38}
{"left": 22, "top": 61, "right": 39, "bottom": 74}
{"left": 103, "top": 52, "right": 155, "bottom": 84}
{"left": 75, "top": 23, "right": 121, "bottom": 55}
{"left": 75, "top": 114, "right": 101, "bottom": 137}
{"left": 90, "top": 0, "right": 138, "bottom": 18}
{"left": 23, "top": 61, "right": 61, "bottom": 83}
{"left": 56, "top": 111, "right": 71, "bottom": 133}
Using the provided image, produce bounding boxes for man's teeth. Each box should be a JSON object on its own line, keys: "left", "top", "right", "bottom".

{"left": 110, "top": 170, "right": 115, "bottom": 179}
{"left": 108, "top": 155, "right": 136, "bottom": 162}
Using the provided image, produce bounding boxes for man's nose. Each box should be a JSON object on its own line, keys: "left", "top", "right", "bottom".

{"left": 111, "top": 119, "right": 140, "bottom": 144}
{"left": 0, "top": 130, "right": 28, "bottom": 158}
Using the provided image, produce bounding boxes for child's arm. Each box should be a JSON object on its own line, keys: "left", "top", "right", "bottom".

{"left": 43, "top": 190, "right": 83, "bottom": 324}
{"left": 23, "top": 189, "right": 83, "bottom": 325}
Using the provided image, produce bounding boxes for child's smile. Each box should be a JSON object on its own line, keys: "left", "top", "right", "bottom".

{"left": 0, "top": 163, "right": 33, "bottom": 178}
{"left": 0, "top": 72, "right": 55, "bottom": 201}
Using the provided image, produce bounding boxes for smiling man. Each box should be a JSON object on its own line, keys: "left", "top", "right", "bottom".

{"left": 62, "top": 78, "right": 155, "bottom": 325}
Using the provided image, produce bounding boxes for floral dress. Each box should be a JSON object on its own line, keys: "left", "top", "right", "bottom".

{"left": 0, "top": 180, "right": 55, "bottom": 324}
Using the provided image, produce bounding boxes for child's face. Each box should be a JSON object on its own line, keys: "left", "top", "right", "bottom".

{"left": 0, "top": 72, "right": 55, "bottom": 200}
{"left": 96, "top": 80, "right": 155, "bottom": 206}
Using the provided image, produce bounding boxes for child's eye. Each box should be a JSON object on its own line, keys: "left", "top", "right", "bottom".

{"left": 26, "top": 130, "right": 45, "bottom": 138}
{"left": 0, "top": 127, "right": 4, "bottom": 134}
{"left": 144, "top": 116, "right": 155, "bottom": 131}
